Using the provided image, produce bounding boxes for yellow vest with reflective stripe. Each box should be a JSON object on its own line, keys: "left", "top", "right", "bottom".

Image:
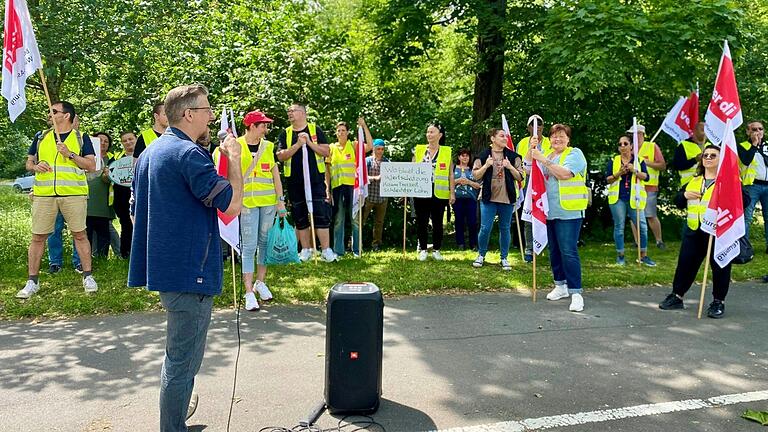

{"left": 414, "top": 145, "right": 452, "bottom": 199}
{"left": 141, "top": 128, "right": 160, "bottom": 148}
{"left": 283, "top": 124, "right": 326, "bottom": 177}
{"left": 678, "top": 141, "right": 704, "bottom": 187}
{"left": 516, "top": 137, "right": 551, "bottom": 162}
{"left": 546, "top": 147, "right": 589, "bottom": 211}
{"left": 607, "top": 155, "right": 646, "bottom": 209}
{"left": 34, "top": 129, "right": 89, "bottom": 196}
{"left": 214, "top": 137, "right": 277, "bottom": 208}
{"left": 685, "top": 176, "right": 714, "bottom": 230}
{"left": 638, "top": 141, "right": 660, "bottom": 187}
{"left": 738, "top": 141, "right": 758, "bottom": 185}
{"left": 329, "top": 140, "right": 357, "bottom": 188}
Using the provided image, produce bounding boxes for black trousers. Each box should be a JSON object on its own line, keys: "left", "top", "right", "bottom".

{"left": 414, "top": 196, "right": 447, "bottom": 251}
{"left": 112, "top": 185, "right": 133, "bottom": 258}
{"left": 86, "top": 216, "right": 111, "bottom": 257}
{"left": 672, "top": 226, "right": 732, "bottom": 301}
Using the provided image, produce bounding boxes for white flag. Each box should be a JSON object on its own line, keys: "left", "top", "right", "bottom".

{"left": 2, "top": 0, "right": 42, "bottom": 122}
{"left": 216, "top": 107, "right": 240, "bottom": 254}
{"left": 352, "top": 126, "right": 368, "bottom": 217}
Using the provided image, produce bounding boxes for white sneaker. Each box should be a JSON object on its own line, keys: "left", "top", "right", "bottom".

{"left": 418, "top": 250, "right": 428, "bottom": 261}
{"left": 83, "top": 275, "right": 98, "bottom": 293}
{"left": 472, "top": 255, "right": 484, "bottom": 268}
{"left": 299, "top": 248, "right": 314, "bottom": 262}
{"left": 569, "top": 293, "right": 584, "bottom": 312}
{"left": 546, "top": 284, "right": 569, "bottom": 301}
{"left": 500, "top": 259, "right": 512, "bottom": 271}
{"left": 244, "top": 291, "right": 259, "bottom": 311}
{"left": 321, "top": 248, "right": 338, "bottom": 262}
{"left": 432, "top": 250, "right": 444, "bottom": 261}
{"left": 187, "top": 392, "right": 199, "bottom": 420}
{"left": 16, "top": 280, "right": 39, "bottom": 299}
{"left": 255, "top": 281, "right": 273, "bottom": 301}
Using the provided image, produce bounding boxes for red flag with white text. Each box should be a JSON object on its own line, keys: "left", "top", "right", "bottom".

{"left": 2, "top": 0, "right": 42, "bottom": 122}
{"left": 705, "top": 40, "right": 742, "bottom": 145}
{"left": 216, "top": 107, "right": 240, "bottom": 254}
{"left": 521, "top": 159, "right": 548, "bottom": 254}
{"left": 701, "top": 119, "right": 744, "bottom": 268}
{"left": 352, "top": 126, "right": 368, "bottom": 217}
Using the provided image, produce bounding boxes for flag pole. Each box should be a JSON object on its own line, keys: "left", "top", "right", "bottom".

{"left": 648, "top": 126, "right": 663, "bottom": 144}
{"left": 514, "top": 208, "right": 524, "bottom": 261}
{"left": 636, "top": 202, "right": 642, "bottom": 267}
{"left": 532, "top": 253, "right": 537, "bottom": 303}
{"left": 310, "top": 213, "right": 318, "bottom": 264}
{"left": 230, "top": 247, "right": 237, "bottom": 308}
{"left": 38, "top": 70, "right": 62, "bottom": 144}
{"left": 697, "top": 235, "right": 714, "bottom": 319}
{"left": 402, "top": 197, "right": 407, "bottom": 259}
{"left": 358, "top": 192, "right": 363, "bottom": 257}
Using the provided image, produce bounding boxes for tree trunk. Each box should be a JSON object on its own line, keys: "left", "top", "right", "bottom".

{"left": 470, "top": 0, "right": 506, "bottom": 155}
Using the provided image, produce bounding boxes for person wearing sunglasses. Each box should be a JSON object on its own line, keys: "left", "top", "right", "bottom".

{"left": 605, "top": 134, "right": 655, "bottom": 266}
{"left": 659, "top": 145, "right": 749, "bottom": 318}
{"left": 738, "top": 121, "right": 768, "bottom": 254}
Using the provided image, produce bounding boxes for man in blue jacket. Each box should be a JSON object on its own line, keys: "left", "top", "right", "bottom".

{"left": 129, "top": 84, "right": 243, "bottom": 432}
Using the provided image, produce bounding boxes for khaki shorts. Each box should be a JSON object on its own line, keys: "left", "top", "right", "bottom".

{"left": 31, "top": 195, "right": 88, "bottom": 235}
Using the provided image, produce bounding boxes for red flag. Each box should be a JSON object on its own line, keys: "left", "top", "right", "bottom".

{"left": 521, "top": 159, "right": 548, "bottom": 254}
{"left": 501, "top": 114, "right": 515, "bottom": 151}
{"left": 2, "top": 0, "right": 42, "bottom": 122}
{"left": 701, "top": 119, "right": 744, "bottom": 268}
{"left": 704, "top": 40, "right": 742, "bottom": 145}
{"left": 352, "top": 126, "right": 368, "bottom": 217}
{"left": 673, "top": 91, "right": 699, "bottom": 138}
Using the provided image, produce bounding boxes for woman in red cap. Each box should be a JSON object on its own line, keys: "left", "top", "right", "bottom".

{"left": 215, "top": 110, "right": 285, "bottom": 311}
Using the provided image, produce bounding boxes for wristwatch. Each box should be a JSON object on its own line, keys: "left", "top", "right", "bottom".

{"left": 278, "top": 196, "right": 286, "bottom": 202}
{"left": 68, "top": 152, "right": 76, "bottom": 160}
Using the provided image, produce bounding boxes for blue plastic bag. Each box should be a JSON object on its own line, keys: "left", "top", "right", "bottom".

{"left": 265, "top": 216, "right": 300, "bottom": 265}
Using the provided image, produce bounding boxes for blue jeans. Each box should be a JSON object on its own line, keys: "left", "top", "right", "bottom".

{"left": 240, "top": 205, "right": 276, "bottom": 273}
{"left": 745, "top": 183, "right": 768, "bottom": 246}
{"left": 453, "top": 197, "right": 478, "bottom": 248}
{"left": 159, "top": 292, "right": 213, "bottom": 432}
{"left": 48, "top": 212, "right": 81, "bottom": 268}
{"left": 547, "top": 218, "right": 583, "bottom": 293}
{"left": 478, "top": 201, "right": 514, "bottom": 259}
{"left": 609, "top": 200, "right": 648, "bottom": 254}
{"left": 332, "top": 185, "right": 359, "bottom": 256}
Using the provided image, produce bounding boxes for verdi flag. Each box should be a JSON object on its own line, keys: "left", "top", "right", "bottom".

{"left": 352, "top": 125, "right": 368, "bottom": 217}
{"left": 2, "top": 0, "right": 42, "bottom": 122}
{"left": 216, "top": 107, "right": 240, "bottom": 254}
{"left": 701, "top": 119, "right": 744, "bottom": 268}
{"left": 661, "top": 91, "right": 699, "bottom": 143}
{"left": 705, "top": 40, "right": 742, "bottom": 145}
{"left": 521, "top": 156, "right": 548, "bottom": 254}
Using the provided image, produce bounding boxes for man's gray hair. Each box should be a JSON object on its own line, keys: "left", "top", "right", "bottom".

{"left": 164, "top": 84, "right": 209, "bottom": 125}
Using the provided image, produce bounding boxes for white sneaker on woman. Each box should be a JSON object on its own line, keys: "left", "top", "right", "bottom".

{"left": 432, "top": 250, "right": 444, "bottom": 261}
{"left": 418, "top": 250, "right": 428, "bottom": 261}
{"left": 569, "top": 293, "right": 584, "bottom": 312}
{"left": 255, "top": 281, "right": 273, "bottom": 301}
{"left": 244, "top": 292, "right": 260, "bottom": 311}
{"left": 546, "top": 284, "right": 569, "bottom": 301}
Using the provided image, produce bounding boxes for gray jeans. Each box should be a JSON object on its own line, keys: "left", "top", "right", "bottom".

{"left": 159, "top": 292, "right": 213, "bottom": 432}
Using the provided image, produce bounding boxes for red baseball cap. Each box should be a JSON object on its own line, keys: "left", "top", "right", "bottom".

{"left": 243, "top": 111, "right": 273, "bottom": 127}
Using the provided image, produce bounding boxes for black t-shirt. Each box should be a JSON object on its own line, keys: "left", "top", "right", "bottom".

{"left": 277, "top": 125, "right": 328, "bottom": 185}
{"left": 132, "top": 129, "right": 163, "bottom": 159}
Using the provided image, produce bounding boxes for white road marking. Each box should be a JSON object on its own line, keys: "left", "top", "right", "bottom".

{"left": 430, "top": 390, "right": 768, "bottom": 432}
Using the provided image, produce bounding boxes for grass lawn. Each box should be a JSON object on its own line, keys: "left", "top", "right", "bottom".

{"left": 1, "top": 187, "right": 766, "bottom": 320}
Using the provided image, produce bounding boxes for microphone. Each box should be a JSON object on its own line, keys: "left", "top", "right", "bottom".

{"left": 217, "top": 130, "right": 228, "bottom": 142}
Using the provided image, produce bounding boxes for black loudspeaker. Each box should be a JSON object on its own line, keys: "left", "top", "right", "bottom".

{"left": 325, "top": 282, "right": 384, "bottom": 415}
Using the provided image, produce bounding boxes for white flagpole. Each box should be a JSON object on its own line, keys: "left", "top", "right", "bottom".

{"left": 633, "top": 117, "right": 642, "bottom": 267}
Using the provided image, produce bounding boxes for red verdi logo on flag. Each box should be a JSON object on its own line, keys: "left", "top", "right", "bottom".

{"left": 2, "top": 0, "right": 43, "bottom": 122}
{"left": 3, "top": 0, "right": 21, "bottom": 71}
{"left": 705, "top": 40, "right": 743, "bottom": 145}
{"left": 674, "top": 91, "right": 699, "bottom": 137}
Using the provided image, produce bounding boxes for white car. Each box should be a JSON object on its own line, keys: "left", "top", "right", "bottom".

{"left": 12, "top": 173, "right": 34, "bottom": 193}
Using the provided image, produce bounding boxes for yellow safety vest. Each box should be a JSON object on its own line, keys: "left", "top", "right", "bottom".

{"left": 283, "top": 124, "right": 326, "bottom": 177}
{"left": 685, "top": 176, "right": 714, "bottom": 230}
{"left": 738, "top": 141, "right": 758, "bottom": 186}
{"left": 414, "top": 144, "right": 452, "bottom": 199}
{"left": 140, "top": 128, "right": 161, "bottom": 148}
{"left": 329, "top": 140, "right": 357, "bottom": 189}
{"left": 638, "top": 141, "right": 660, "bottom": 187}
{"left": 546, "top": 147, "right": 589, "bottom": 211}
{"left": 34, "top": 129, "right": 89, "bottom": 196}
{"left": 677, "top": 141, "right": 704, "bottom": 187}
{"left": 516, "top": 136, "right": 551, "bottom": 163}
{"left": 214, "top": 137, "right": 278, "bottom": 208}
{"left": 607, "top": 155, "right": 647, "bottom": 209}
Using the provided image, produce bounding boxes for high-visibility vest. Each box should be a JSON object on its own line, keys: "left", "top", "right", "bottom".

{"left": 283, "top": 124, "right": 326, "bottom": 177}
{"left": 414, "top": 144, "right": 452, "bottom": 199}
{"left": 546, "top": 147, "right": 589, "bottom": 211}
{"left": 214, "top": 137, "right": 277, "bottom": 208}
{"left": 108, "top": 149, "right": 126, "bottom": 160}
{"left": 738, "top": 141, "right": 758, "bottom": 185}
{"left": 638, "top": 141, "right": 660, "bottom": 187}
{"left": 607, "top": 155, "right": 646, "bottom": 209}
{"left": 677, "top": 141, "right": 705, "bottom": 187}
{"left": 685, "top": 176, "right": 714, "bottom": 230}
{"left": 329, "top": 140, "right": 357, "bottom": 189}
{"left": 516, "top": 136, "right": 551, "bottom": 163}
{"left": 140, "top": 128, "right": 160, "bottom": 148}
{"left": 34, "top": 129, "right": 89, "bottom": 196}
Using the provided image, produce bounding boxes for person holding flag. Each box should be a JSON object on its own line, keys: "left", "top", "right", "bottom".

{"left": 658, "top": 143, "right": 749, "bottom": 318}
{"left": 518, "top": 115, "right": 551, "bottom": 263}
{"left": 132, "top": 102, "right": 169, "bottom": 160}
{"left": 606, "top": 134, "right": 654, "bottom": 266}
{"left": 452, "top": 148, "right": 481, "bottom": 251}
{"left": 527, "top": 124, "right": 589, "bottom": 312}
{"left": 276, "top": 104, "right": 336, "bottom": 262}
{"left": 326, "top": 118, "right": 372, "bottom": 257}
{"left": 471, "top": 129, "right": 523, "bottom": 270}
